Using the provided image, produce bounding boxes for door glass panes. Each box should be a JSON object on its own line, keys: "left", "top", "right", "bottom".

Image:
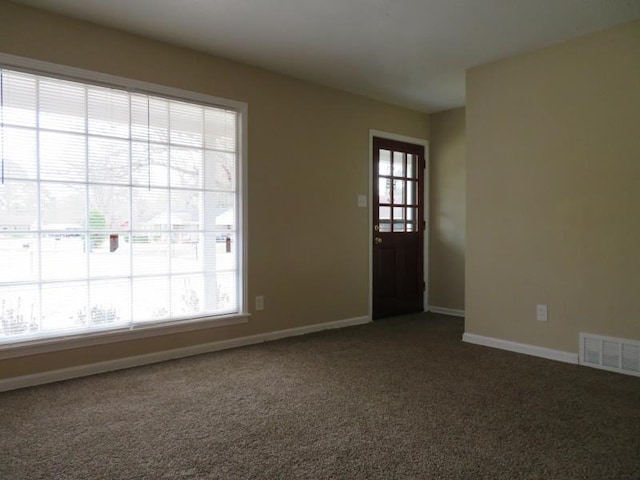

{"left": 393, "top": 180, "right": 405, "bottom": 204}
{"left": 379, "top": 149, "right": 391, "bottom": 175}
{"left": 378, "top": 178, "right": 391, "bottom": 204}
{"left": 407, "top": 181, "right": 416, "bottom": 205}
{"left": 393, "top": 152, "right": 404, "bottom": 177}
{"left": 407, "top": 154, "right": 415, "bottom": 179}
{"left": 393, "top": 207, "right": 405, "bottom": 232}
{"left": 407, "top": 208, "right": 416, "bottom": 232}
{"left": 379, "top": 206, "right": 391, "bottom": 232}
{"left": 0, "top": 66, "right": 241, "bottom": 344}
{"left": 376, "top": 141, "right": 421, "bottom": 235}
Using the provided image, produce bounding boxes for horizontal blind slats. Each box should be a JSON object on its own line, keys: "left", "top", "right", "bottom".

{"left": 0, "top": 66, "right": 240, "bottom": 342}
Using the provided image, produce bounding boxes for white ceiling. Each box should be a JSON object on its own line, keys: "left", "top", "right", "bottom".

{"left": 11, "top": 0, "right": 640, "bottom": 112}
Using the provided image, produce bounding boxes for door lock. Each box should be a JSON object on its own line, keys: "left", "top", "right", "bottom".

{"left": 374, "top": 237, "right": 383, "bottom": 244}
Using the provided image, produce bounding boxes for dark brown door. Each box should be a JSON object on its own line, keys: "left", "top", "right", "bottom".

{"left": 372, "top": 137, "right": 425, "bottom": 319}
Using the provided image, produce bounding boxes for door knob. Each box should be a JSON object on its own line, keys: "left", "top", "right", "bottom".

{"left": 374, "top": 237, "right": 383, "bottom": 244}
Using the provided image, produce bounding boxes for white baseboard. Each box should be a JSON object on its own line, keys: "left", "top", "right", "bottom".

{"left": 0, "top": 316, "right": 371, "bottom": 392}
{"left": 428, "top": 306, "right": 465, "bottom": 317}
{"left": 462, "top": 332, "right": 578, "bottom": 365}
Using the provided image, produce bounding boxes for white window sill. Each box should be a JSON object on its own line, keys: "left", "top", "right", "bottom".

{"left": 0, "top": 313, "right": 251, "bottom": 360}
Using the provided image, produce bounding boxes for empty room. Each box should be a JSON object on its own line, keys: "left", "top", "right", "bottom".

{"left": 1, "top": 1, "right": 639, "bottom": 478}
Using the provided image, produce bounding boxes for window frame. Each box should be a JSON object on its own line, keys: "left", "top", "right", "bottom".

{"left": 0, "top": 53, "right": 249, "bottom": 360}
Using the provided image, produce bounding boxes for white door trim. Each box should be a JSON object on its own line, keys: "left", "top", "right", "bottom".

{"left": 368, "top": 130, "right": 429, "bottom": 320}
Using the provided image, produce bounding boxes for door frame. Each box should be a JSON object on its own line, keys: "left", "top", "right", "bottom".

{"left": 368, "top": 129, "right": 429, "bottom": 320}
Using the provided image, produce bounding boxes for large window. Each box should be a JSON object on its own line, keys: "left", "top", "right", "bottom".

{"left": 0, "top": 64, "right": 244, "bottom": 345}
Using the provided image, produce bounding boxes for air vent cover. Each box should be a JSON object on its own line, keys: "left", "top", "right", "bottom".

{"left": 580, "top": 333, "right": 640, "bottom": 377}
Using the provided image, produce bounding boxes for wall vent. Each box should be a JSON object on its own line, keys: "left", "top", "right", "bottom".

{"left": 580, "top": 333, "right": 640, "bottom": 377}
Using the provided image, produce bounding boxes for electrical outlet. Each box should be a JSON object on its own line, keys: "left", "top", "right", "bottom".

{"left": 255, "top": 296, "right": 264, "bottom": 311}
{"left": 536, "top": 304, "right": 548, "bottom": 322}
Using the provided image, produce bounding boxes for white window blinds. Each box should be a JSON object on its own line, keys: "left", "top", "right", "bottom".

{"left": 0, "top": 67, "right": 240, "bottom": 342}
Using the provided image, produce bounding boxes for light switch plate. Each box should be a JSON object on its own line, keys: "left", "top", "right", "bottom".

{"left": 357, "top": 194, "right": 367, "bottom": 208}
{"left": 536, "top": 304, "right": 548, "bottom": 322}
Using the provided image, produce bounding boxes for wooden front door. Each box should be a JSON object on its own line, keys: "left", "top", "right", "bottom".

{"left": 372, "top": 137, "right": 425, "bottom": 319}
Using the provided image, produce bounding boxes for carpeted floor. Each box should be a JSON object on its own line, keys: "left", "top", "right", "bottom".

{"left": 1, "top": 313, "right": 639, "bottom": 479}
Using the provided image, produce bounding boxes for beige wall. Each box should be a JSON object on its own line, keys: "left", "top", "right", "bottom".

{"left": 0, "top": 1, "right": 429, "bottom": 379}
{"left": 429, "top": 108, "right": 466, "bottom": 311}
{"left": 466, "top": 20, "right": 640, "bottom": 353}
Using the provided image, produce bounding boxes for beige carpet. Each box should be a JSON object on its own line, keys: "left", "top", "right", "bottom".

{"left": 1, "top": 313, "right": 639, "bottom": 479}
